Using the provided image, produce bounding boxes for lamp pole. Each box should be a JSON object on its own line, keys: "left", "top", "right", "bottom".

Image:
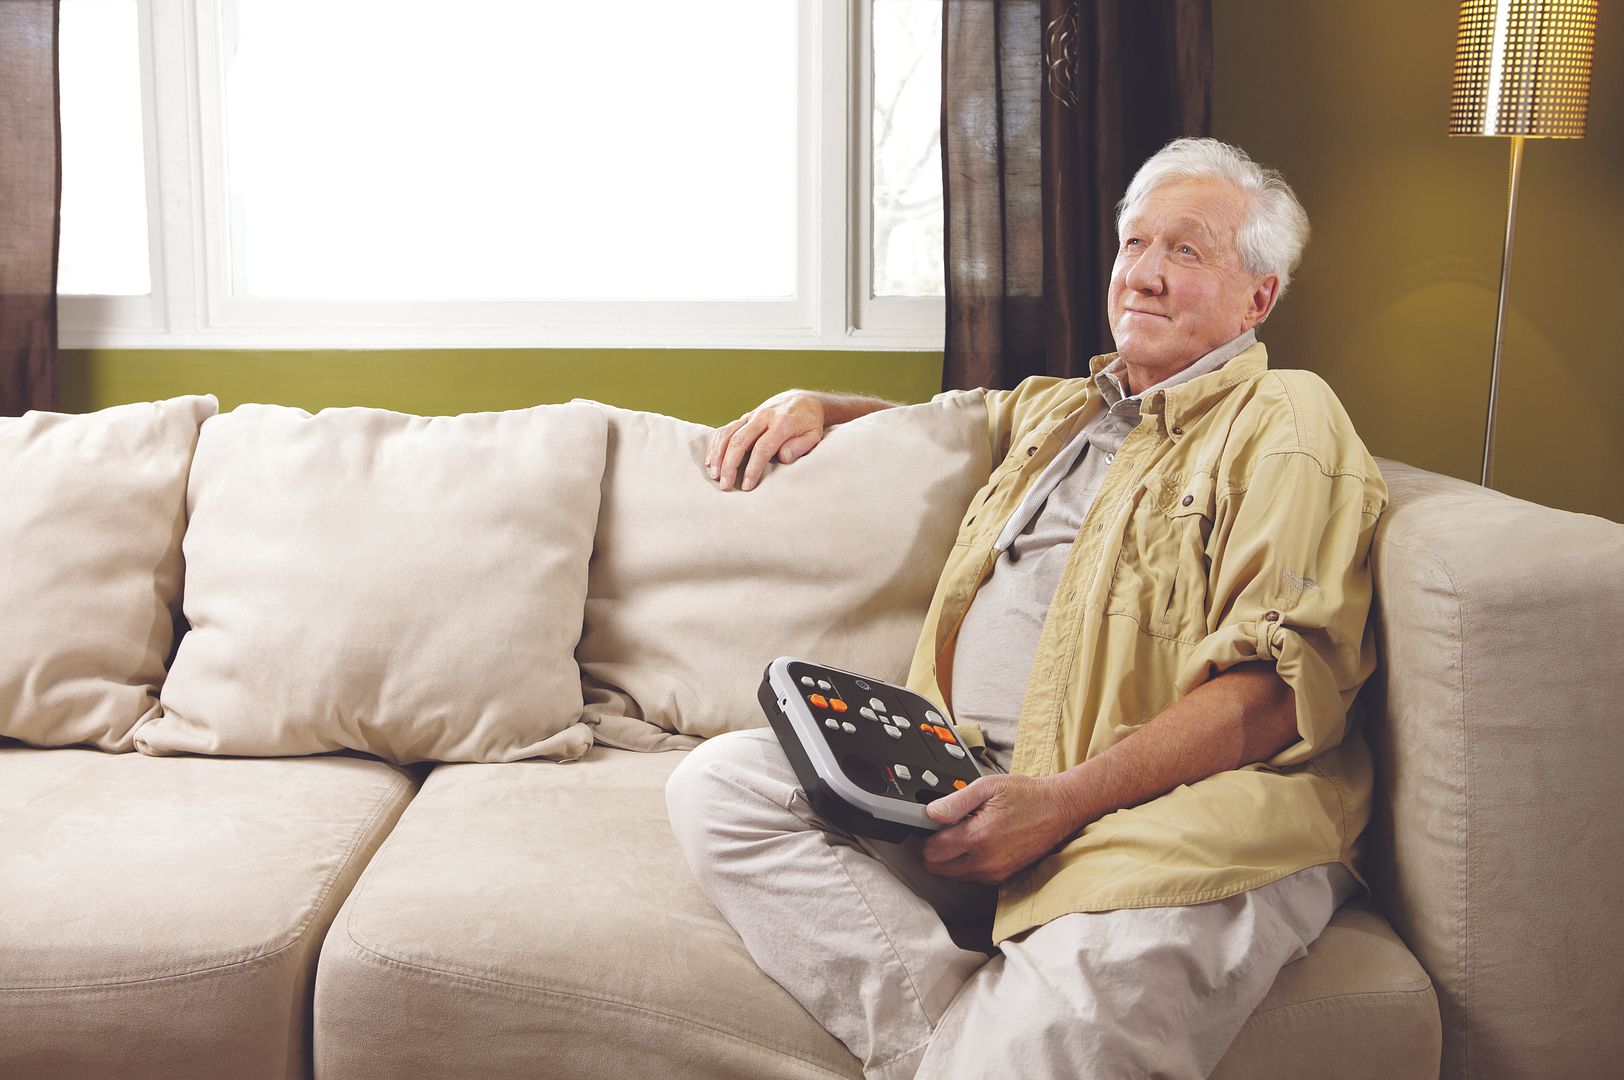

{"left": 1482, "top": 134, "right": 1524, "bottom": 489}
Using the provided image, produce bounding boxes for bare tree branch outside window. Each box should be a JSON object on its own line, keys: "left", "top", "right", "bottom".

{"left": 873, "top": 0, "right": 944, "bottom": 298}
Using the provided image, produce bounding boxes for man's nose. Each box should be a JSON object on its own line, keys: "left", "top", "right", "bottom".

{"left": 1125, "top": 243, "right": 1166, "bottom": 293}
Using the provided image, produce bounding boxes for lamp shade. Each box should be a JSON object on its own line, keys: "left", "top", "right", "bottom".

{"left": 1450, "top": 0, "right": 1596, "bottom": 137}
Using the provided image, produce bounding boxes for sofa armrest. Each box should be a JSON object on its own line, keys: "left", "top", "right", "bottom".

{"left": 1360, "top": 460, "right": 1624, "bottom": 1080}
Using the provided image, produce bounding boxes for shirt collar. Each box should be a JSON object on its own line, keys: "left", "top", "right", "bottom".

{"left": 1087, "top": 329, "right": 1268, "bottom": 440}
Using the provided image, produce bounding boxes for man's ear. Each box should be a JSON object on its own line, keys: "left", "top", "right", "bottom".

{"left": 1247, "top": 275, "right": 1281, "bottom": 326}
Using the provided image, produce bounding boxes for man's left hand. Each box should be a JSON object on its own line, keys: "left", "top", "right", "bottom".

{"left": 919, "top": 774, "right": 1079, "bottom": 885}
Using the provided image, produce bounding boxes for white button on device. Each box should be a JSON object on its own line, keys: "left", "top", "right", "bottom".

{"left": 884, "top": 726, "right": 902, "bottom": 739}
{"left": 894, "top": 764, "right": 912, "bottom": 780}
{"left": 925, "top": 710, "right": 943, "bottom": 725}
{"left": 870, "top": 698, "right": 887, "bottom": 712}
{"left": 893, "top": 716, "right": 911, "bottom": 730}
{"left": 945, "top": 743, "right": 966, "bottom": 759}
{"left": 818, "top": 680, "right": 833, "bottom": 691}
{"left": 800, "top": 676, "right": 815, "bottom": 687}
{"left": 824, "top": 718, "right": 839, "bottom": 730}
{"left": 860, "top": 707, "right": 877, "bottom": 721}
{"left": 841, "top": 722, "right": 857, "bottom": 734}
{"left": 922, "top": 770, "right": 939, "bottom": 787}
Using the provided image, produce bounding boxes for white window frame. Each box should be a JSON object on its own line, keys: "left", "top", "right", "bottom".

{"left": 57, "top": 0, "right": 945, "bottom": 351}
{"left": 849, "top": 0, "right": 946, "bottom": 343}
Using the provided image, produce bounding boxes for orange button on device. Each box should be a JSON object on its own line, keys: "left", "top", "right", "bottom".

{"left": 953, "top": 780, "right": 968, "bottom": 790}
{"left": 830, "top": 699, "right": 848, "bottom": 712}
{"left": 810, "top": 694, "right": 829, "bottom": 708}
{"left": 937, "top": 727, "right": 957, "bottom": 744}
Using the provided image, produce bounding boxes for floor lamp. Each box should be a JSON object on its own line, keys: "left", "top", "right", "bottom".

{"left": 1448, "top": 0, "right": 1596, "bottom": 489}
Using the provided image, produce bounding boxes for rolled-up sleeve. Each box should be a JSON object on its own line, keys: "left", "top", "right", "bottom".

{"left": 1173, "top": 449, "right": 1387, "bottom": 767}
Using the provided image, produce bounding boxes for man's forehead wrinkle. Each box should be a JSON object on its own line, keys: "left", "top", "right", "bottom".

{"left": 1119, "top": 212, "right": 1222, "bottom": 245}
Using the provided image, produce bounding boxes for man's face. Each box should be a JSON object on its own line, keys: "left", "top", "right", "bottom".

{"left": 1108, "top": 177, "right": 1278, "bottom": 381}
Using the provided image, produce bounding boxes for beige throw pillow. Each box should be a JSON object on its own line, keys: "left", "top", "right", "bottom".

{"left": 139, "top": 402, "right": 607, "bottom": 764}
{"left": 576, "top": 395, "right": 991, "bottom": 752}
{"left": 0, "top": 396, "right": 218, "bottom": 751}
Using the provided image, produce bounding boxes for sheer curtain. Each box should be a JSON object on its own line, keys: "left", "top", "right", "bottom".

{"left": 941, "top": 0, "right": 1211, "bottom": 391}
{"left": 1, "top": 0, "right": 60, "bottom": 416}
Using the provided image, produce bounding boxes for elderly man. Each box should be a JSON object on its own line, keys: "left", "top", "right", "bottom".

{"left": 665, "top": 138, "right": 1387, "bottom": 1080}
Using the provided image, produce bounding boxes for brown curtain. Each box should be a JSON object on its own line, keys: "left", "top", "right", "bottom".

{"left": 941, "top": 0, "right": 1211, "bottom": 391}
{"left": 1, "top": 0, "right": 61, "bottom": 416}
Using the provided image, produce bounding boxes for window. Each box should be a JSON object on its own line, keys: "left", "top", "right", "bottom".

{"left": 56, "top": 0, "right": 151, "bottom": 297}
{"left": 56, "top": 1, "right": 944, "bottom": 349}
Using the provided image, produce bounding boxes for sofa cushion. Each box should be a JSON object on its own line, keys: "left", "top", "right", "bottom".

{"left": 314, "top": 746, "right": 1440, "bottom": 1080}
{"left": 574, "top": 396, "right": 991, "bottom": 752}
{"left": 1361, "top": 460, "right": 1624, "bottom": 1080}
{"left": 0, "top": 395, "right": 216, "bottom": 751}
{"left": 139, "top": 402, "right": 607, "bottom": 764}
{"left": 0, "top": 745, "right": 419, "bottom": 1080}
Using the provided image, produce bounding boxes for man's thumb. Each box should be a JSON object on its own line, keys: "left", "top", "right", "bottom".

{"left": 926, "top": 780, "right": 984, "bottom": 824}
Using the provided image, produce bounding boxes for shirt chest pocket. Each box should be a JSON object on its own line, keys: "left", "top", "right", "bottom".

{"left": 1105, "top": 472, "right": 1216, "bottom": 644}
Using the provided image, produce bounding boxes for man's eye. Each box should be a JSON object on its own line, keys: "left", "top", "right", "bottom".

{"left": 1178, "top": 245, "right": 1198, "bottom": 256}
{"left": 1123, "top": 238, "right": 1142, "bottom": 248}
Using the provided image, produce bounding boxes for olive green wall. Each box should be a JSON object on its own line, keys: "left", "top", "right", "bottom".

{"left": 63, "top": 1, "right": 1621, "bottom": 521}
{"left": 58, "top": 348, "right": 944, "bottom": 429}
{"left": 1213, "top": 1, "right": 1623, "bottom": 522}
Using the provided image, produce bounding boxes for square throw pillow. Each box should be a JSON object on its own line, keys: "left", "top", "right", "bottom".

{"left": 575, "top": 395, "right": 991, "bottom": 752}
{"left": 138, "top": 402, "right": 607, "bottom": 764}
{"left": 0, "top": 395, "right": 218, "bottom": 751}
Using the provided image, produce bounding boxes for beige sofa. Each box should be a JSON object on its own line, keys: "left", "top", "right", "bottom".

{"left": 2, "top": 394, "right": 1620, "bottom": 1080}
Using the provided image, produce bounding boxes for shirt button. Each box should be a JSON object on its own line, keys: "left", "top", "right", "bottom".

{"left": 1172, "top": 426, "right": 1184, "bottom": 436}
{"left": 1182, "top": 494, "right": 1194, "bottom": 507}
{"left": 1263, "top": 610, "right": 1280, "bottom": 622}
{"left": 1105, "top": 453, "right": 1115, "bottom": 464}
{"left": 1027, "top": 446, "right": 1037, "bottom": 456}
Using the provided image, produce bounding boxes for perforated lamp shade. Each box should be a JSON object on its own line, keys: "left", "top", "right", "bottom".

{"left": 1450, "top": 0, "right": 1596, "bottom": 138}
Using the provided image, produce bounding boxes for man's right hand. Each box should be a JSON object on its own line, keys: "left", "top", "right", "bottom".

{"left": 706, "top": 390, "right": 897, "bottom": 492}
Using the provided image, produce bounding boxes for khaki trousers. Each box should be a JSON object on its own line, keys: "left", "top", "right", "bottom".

{"left": 666, "top": 729, "right": 1355, "bottom": 1080}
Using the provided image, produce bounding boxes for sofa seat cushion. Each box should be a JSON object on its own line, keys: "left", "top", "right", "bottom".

{"left": 0, "top": 746, "right": 419, "bottom": 1080}
{"left": 315, "top": 747, "right": 1440, "bottom": 1080}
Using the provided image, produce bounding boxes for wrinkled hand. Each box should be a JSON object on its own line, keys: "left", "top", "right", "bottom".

{"left": 920, "top": 774, "right": 1081, "bottom": 885}
{"left": 706, "top": 390, "right": 828, "bottom": 492}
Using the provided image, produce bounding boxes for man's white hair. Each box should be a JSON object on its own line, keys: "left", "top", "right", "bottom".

{"left": 1116, "top": 137, "right": 1310, "bottom": 301}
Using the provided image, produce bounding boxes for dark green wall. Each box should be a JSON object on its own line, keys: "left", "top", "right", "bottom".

{"left": 59, "top": 348, "right": 943, "bottom": 429}
{"left": 1213, "top": 1, "right": 1623, "bottom": 523}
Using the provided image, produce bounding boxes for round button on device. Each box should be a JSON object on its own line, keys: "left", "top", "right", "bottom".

{"left": 860, "top": 707, "right": 877, "bottom": 721}
{"left": 841, "top": 721, "right": 857, "bottom": 734}
{"left": 894, "top": 764, "right": 911, "bottom": 781}
{"left": 925, "top": 710, "right": 943, "bottom": 725}
{"left": 800, "top": 676, "right": 815, "bottom": 687}
{"left": 893, "top": 716, "right": 911, "bottom": 730}
{"left": 870, "top": 698, "right": 887, "bottom": 712}
{"left": 824, "top": 718, "right": 839, "bottom": 730}
{"left": 884, "top": 726, "right": 902, "bottom": 740}
{"left": 921, "top": 770, "right": 939, "bottom": 787}
{"left": 818, "top": 680, "right": 833, "bottom": 691}
{"left": 945, "top": 743, "right": 966, "bottom": 759}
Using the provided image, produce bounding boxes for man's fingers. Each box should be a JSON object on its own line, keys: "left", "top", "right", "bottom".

{"left": 707, "top": 418, "right": 745, "bottom": 478}
{"left": 717, "top": 415, "right": 769, "bottom": 491}
{"left": 741, "top": 425, "right": 798, "bottom": 491}
{"left": 777, "top": 429, "right": 822, "bottom": 464}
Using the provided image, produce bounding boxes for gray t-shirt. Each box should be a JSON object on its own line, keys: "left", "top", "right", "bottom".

{"left": 950, "top": 331, "right": 1256, "bottom": 771}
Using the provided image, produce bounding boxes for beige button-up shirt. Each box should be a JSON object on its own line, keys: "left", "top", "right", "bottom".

{"left": 909, "top": 342, "right": 1388, "bottom": 943}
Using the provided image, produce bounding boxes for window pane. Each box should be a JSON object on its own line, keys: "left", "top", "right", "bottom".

{"left": 222, "top": 0, "right": 798, "bottom": 301}
{"left": 57, "top": 0, "right": 151, "bottom": 297}
{"left": 872, "top": 0, "right": 942, "bottom": 298}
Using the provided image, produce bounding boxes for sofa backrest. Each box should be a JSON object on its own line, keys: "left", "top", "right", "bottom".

{"left": 1360, "top": 459, "right": 1624, "bottom": 1080}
